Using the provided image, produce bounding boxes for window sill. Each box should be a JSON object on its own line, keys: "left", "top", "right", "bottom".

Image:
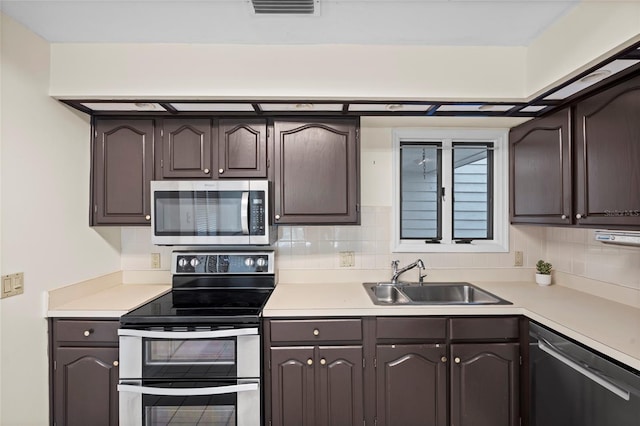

{"left": 393, "top": 240, "right": 509, "bottom": 253}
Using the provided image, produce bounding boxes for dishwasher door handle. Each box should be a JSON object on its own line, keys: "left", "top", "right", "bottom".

{"left": 537, "top": 340, "right": 630, "bottom": 401}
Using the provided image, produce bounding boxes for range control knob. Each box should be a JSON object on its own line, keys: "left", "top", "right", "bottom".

{"left": 244, "top": 257, "right": 255, "bottom": 268}
{"left": 256, "top": 257, "right": 267, "bottom": 268}
{"left": 178, "top": 258, "right": 189, "bottom": 268}
{"left": 190, "top": 258, "right": 200, "bottom": 268}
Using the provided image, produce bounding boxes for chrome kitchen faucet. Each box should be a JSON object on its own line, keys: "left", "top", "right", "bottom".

{"left": 390, "top": 259, "right": 426, "bottom": 284}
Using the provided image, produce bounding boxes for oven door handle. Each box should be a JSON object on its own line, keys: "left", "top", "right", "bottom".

{"left": 117, "top": 382, "right": 258, "bottom": 396}
{"left": 117, "top": 327, "right": 258, "bottom": 339}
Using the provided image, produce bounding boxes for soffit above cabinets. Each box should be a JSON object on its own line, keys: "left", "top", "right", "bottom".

{"left": 60, "top": 42, "right": 640, "bottom": 118}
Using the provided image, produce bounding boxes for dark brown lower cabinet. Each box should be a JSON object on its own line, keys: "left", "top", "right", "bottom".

{"left": 450, "top": 343, "right": 520, "bottom": 426}
{"left": 54, "top": 347, "right": 119, "bottom": 426}
{"left": 270, "top": 345, "right": 364, "bottom": 426}
{"left": 376, "top": 344, "right": 447, "bottom": 426}
{"left": 50, "top": 319, "right": 119, "bottom": 426}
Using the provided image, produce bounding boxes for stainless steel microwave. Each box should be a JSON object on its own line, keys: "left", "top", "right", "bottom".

{"left": 151, "top": 180, "right": 275, "bottom": 246}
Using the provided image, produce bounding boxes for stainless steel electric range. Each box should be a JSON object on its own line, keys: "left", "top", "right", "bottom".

{"left": 118, "top": 250, "right": 275, "bottom": 426}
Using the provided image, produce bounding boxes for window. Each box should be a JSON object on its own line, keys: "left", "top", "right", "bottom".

{"left": 393, "top": 129, "right": 508, "bottom": 252}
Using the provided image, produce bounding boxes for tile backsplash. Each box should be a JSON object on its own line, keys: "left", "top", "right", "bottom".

{"left": 545, "top": 227, "right": 640, "bottom": 290}
{"left": 119, "top": 208, "right": 639, "bottom": 295}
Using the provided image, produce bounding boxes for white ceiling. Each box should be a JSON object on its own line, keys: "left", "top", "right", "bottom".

{"left": 1, "top": 0, "right": 578, "bottom": 45}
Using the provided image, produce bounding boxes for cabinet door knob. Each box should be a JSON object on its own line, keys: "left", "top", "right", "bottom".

{"left": 313, "top": 329, "right": 320, "bottom": 336}
{"left": 320, "top": 358, "right": 326, "bottom": 365}
{"left": 441, "top": 356, "right": 447, "bottom": 363}
{"left": 307, "top": 358, "right": 313, "bottom": 366}
{"left": 83, "top": 329, "right": 93, "bottom": 337}
{"left": 219, "top": 168, "right": 224, "bottom": 174}
{"left": 145, "top": 215, "right": 151, "bottom": 221}
{"left": 454, "top": 357, "right": 461, "bottom": 364}
{"left": 561, "top": 214, "right": 567, "bottom": 220}
{"left": 204, "top": 168, "right": 210, "bottom": 174}
{"left": 275, "top": 215, "right": 281, "bottom": 220}
{"left": 113, "top": 361, "right": 119, "bottom": 367}
{"left": 576, "top": 213, "right": 586, "bottom": 219}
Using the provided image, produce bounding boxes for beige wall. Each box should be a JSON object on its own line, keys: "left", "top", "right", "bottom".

{"left": 527, "top": 2, "right": 640, "bottom": 97}
{"left": 0, "top": 14, "right": 122, "bottom": 425}
{"left": 49, "top": 44, "right": 527, "bottom": 100}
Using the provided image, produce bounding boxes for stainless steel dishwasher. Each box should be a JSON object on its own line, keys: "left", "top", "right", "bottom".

{"left": 529, "top": 322, "right": 640, "bottom": 426}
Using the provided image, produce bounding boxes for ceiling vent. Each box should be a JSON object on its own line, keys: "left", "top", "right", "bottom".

{"left": 251, "top": 0, "right": 318, "bottom": 15}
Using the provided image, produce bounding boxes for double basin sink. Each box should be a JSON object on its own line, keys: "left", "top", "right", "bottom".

{"left": 363, "top": 282, "right": 512, "bottom": 305}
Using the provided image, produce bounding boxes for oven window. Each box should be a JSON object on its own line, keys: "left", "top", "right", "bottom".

{"left": 144, "top": 339, "right": 236, "bottom": 379}
{"left": 146, "top": 405, "right": 235, "bottom": 426}
{"left": 147, "top": 339, "right": 235, "bottom": 364}
{"left": 143, "top": 390, "right": 237, "bottom": 426}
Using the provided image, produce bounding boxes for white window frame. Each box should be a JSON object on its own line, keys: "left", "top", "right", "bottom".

{"left": 392, "top": 128, "right": 509, "bottom": 253}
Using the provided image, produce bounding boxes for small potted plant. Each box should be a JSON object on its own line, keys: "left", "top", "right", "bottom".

{"left": 535, "top": 260, "right": 552, "bottom": 286}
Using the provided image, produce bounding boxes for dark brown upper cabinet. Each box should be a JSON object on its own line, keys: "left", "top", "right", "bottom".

{"left": 157, "top": 118, "right": 213, "bottom": 179}
{"left": 273, "top": 118, "right": 360, "bottom": 225}
{"left": 510, "top": 108, "right": 572, "bottom": 225}
{"left": 217, "top": 119, "right": 268, "bottom": 178}
{"left": 92, "top": 118, "right": 155, "bottom": 225}
{"left": 574, "top": 74, "right": 640, "bottom": 228}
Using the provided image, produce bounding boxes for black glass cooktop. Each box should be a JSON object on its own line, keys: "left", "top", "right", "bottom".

{"left": 120, "top": 288, "right": 273, "bottom": 327}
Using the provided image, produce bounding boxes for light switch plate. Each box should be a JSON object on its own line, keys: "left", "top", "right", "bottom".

{"left": 1, "top": 272, "right": 24, "bottom": 298}
{"left": 339, "top": 251, "right": 355, "bottom": 267}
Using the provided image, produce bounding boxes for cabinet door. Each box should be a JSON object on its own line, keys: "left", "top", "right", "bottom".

{"left": 317, "top": 346, "right": 364, "bottom": 426}
{"left": 509, "top": 108, "right": 572, "bottom": 225}
{"left": 376, "top": 344, "right": 447, "bottom": 426}
{"left": 218, "top": 119, "right": 267, "bottom": 178}
{"left": 158, "top": 118, "right": 213, "bottom": 179}
{"left": 273, "top": 119, "right": 360, "bottom": 224}
{"left": 450, "top": 343, "right": 520, "bottom": 426}
{"left": 574, "top": 75, "right": 640, "bottom": 227}
{"left": 270, "top": 346, "right": 316, "bottom": 426}
{"left": 54, "top": 347, "right": 119, "bottom": 426}
{"left": 92, "top": 119, "right": 154, "bottom": 225}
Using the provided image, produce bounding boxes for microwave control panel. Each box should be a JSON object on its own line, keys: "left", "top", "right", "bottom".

{"left": 249, "top": 191, "right": 266, "bottom": 236}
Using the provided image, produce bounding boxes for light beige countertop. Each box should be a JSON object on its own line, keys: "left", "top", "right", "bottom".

{"left": 263, "top": 280, "right": 640, "bottom": 371}
{"left": 47, "top": 271, "right": 170, "bottom": 318}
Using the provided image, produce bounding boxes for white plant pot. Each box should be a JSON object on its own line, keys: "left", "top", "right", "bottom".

{"left": 535, "top": 273, "right": 552, "bottom": 286}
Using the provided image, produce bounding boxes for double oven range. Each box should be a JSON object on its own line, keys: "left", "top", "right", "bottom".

{"left": 118, "top": 250, "right": 275, "bottom": 426}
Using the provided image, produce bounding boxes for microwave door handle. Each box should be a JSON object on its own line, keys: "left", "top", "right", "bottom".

{"left": 537, "top": 339, "right": 631, "bottom": 401}
{"left": 117, "top": 327, "right": 258, "bottom": 339}
{"left": 118, "top": 382, "right": 258, "bottom": 397}
{"left": 241, "top": 191, "right": 249, "bottom": 235}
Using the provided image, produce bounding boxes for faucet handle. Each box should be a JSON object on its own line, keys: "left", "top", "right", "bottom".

{"left": 391, "top": 260, "right": 399, "bottom": 272}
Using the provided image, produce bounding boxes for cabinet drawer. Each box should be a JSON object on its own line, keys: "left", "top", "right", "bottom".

{"left": 376, "top": 317, "right": 447, "bottom": 340}
{"left": 449, "top": 317, "right": 519, "bottom": 341}
{"left": 54, "top": 320, "right": 119, "bottom": 344}
{"left": 270, "top": 319, "right": 362, "bottom": 342}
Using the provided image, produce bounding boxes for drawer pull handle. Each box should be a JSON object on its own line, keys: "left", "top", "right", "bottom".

{"left": 83, "top": 329, "right": 93, "bottom": 337}
{"left": 320, "top": 358, "right": 326, "bottom": 365}
{"left": 454, "top": 357, "right": 461, "bottom": 364}
{"left": 313, "top": 329, "right": 320, "bottom": 336}
{"left": 113, "top": 361, "right": 119, "bottom": 367}
{"left": 307, "top": 358, "right": 313, "bottom": 366}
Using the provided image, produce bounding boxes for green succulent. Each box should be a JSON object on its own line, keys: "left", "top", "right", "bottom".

{"left": 536, "top": 260, "right": 552, "bottom": 275}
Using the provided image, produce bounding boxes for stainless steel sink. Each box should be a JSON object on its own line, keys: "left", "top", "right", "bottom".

{"left": 363, "top": 282, "right": 511, "bottom": 305}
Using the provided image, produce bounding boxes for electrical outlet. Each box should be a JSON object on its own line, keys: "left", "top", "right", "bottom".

{"left": 339, "top": 251, "right": 355, "bottom": 267}
{"left": 151, "top": 253, "right": 161, "bottom": 269}
{"left": 514, "top": 251, "right": 524, "bottom": 267}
